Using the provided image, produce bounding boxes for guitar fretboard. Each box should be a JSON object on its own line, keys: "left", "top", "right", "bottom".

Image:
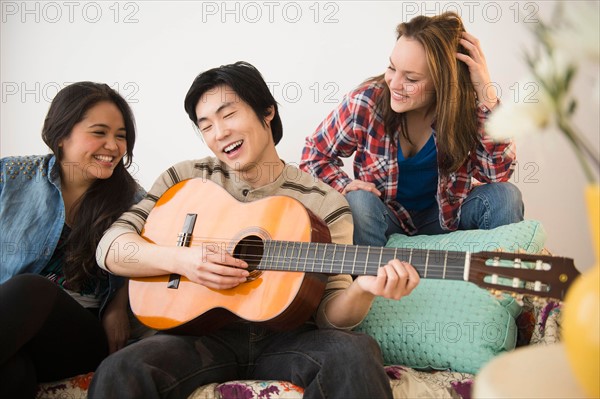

{"left": 259, "top": 241, "right": 468, "bottom": 281}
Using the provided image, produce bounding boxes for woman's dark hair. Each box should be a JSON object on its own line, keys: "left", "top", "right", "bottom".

{"left": 42, "top": 81, "right": 139, "bottom": 291}
{"left": 183, "top": 61, "right": 283, "bottom": 145}
{"left": 368, "top": 12, "right": 479, "bottom": 175}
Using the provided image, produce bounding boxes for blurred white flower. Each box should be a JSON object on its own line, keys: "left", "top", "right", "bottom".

{"left": 488, "top": 83, "right": 553, "bottom": 140}
{"left": 489, "top": 1, "right": 599, "bottom": 183}
{"left": 532, "top": 49, "right": 571, "bottom": 84}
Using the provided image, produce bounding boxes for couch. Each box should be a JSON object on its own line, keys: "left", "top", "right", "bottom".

{"left": 36, "top": 220, "right": 566, "bottom": 399}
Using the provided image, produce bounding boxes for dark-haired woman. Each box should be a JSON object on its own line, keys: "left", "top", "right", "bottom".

{"left": 301, "top": 12, "right": 524, "bottom": 246}
{"left": 0, "top": 81, "right": 144, "bottom": 398}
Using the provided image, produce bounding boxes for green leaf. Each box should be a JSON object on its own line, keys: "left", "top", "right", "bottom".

{"left": 567, "top": 99, "right": 577, "bottom": 116}
{"left": 564, "top": 65, "right": 577, "bottom": 90}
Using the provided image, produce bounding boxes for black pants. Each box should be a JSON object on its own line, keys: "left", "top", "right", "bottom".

{"left": 0, "top": 274, "right": 108, "bottom": 399}
{"left": 89, "top": 322, "right": 393, "bottom": 399}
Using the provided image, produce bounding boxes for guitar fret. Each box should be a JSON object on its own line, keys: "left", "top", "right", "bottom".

{"left": 277, "top": 241, "right": 284, "bottom": 272}
{"left": 322, "top": 243, "right": 329, "bottom": 273}
{"left": 268, "top": 241, "right": 281, "bottom": 270}
{"left": 295, "top": 242, "right": 301, "bottom": 272}
{"left": 443, "top": 251, "right": 448, "bottom": 280}
{"left": 304, "top": 243, "right": 315, "bottom": 272}
{"left": 378, "top": 248, "right": 383, "bottom": 273}
{"left": 287, "top": 241, "right": 293, "bottom": 271}
{"left": 364, "top": 246, "right": 370, "bottom": 276}
{"left": 281, "top": 243, "right": 287, "bottom": 271}
{"left": 408, "top": 248, "right": 413, "bottom": 265}
{"left": 298, "top": 242, "right": 305, "bottom": 272}
{"left": 331, "top": 244, "right": 337, "bottom": 274}
{"left": 341, "top": 245, "right": 347, "bottom": 274}
{"left": 263, "top": 242, "right": 271, "bottom": 270}
{"left": 276, "top": 241, "right": 283, "bottom": 270}
{"left": 351, "top": 246, "right": 358, "bottom": 275}
{"left": 424, "top": 250, "right": 429, "bottom": 278}
{"left": 463, "top": 251, "right": 471, "bottom": 281}
{"left": 282, "top": 241, "right": 287, "bottom": 271}
{"left": 288, "top": 243, "right": 298, "bottom": 270}
{"left": 313, "top": 243, "right": 318, "bottom": 273}
{"left": 295, "top": 242, "right": 302, "bottom": 272}
{"left": 300, "top": 242, "right": 308, "bottom": 273}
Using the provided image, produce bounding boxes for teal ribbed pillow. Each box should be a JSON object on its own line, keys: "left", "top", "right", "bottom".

{"left": 355, "top": 220, "right": 546, "bottom": 374}
{"left": 385, "top": 219, "right": 546, "bottom": 254}
{"left": 355, "top": 281, "right": 522, "bottom": 374}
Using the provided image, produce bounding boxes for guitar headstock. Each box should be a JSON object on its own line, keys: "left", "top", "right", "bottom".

{"left": 468, "top": 251, "right": 580, "bottom": 301}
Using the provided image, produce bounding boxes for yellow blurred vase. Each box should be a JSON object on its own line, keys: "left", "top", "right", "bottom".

{"left": 562, "top": 184, "right": 600, "bottom": 398}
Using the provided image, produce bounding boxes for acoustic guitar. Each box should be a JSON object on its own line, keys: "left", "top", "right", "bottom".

{"left": 129, "top": 178, "right": 579, "bottom": 334}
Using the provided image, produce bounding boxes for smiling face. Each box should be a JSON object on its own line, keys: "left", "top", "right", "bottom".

{"left": 58, "top": 101, "right": 127, "bottom": 187}
{"left": 195, "top": 84, "right": 280, "bottom": 184}
{"left": 384, "top": 35, "right": 436, "bottom": 116}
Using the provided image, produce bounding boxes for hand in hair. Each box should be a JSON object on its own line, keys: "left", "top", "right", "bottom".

{"left": 455, "top": 31, "right": 499, "bottom": 110}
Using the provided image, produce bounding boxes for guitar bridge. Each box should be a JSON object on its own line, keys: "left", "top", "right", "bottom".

{"left": 245, "top": 270, "right": 262, "bottom": 282}
{"left": 168, "top": 213, "right": 198, "bottom": 290}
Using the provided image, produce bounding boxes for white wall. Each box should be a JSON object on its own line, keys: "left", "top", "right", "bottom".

{"left": 2, "top": 1, "right": 598, "bottom": 272}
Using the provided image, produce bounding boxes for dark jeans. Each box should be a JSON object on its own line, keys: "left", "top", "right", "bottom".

{"left": 0, "top": 274, "right": 108, "bottom": 399}
{"left": 89, "top": 322, "right": 392, "bottom": 399}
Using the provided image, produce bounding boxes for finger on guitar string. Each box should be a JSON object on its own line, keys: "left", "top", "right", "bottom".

{"left": 403, "top": 261, "right": 420, "bottom": 292}
{"left": 190, "top": 265, "right": 250, "bottom": 290}
{"left": 177, "top": 246, "right": 249, "bottom": 288}
{"left": 204, "top": 248, "right": 249, "bottom": 269}
{"left": 382, "top": 260, "right": 420, "bottom": 299}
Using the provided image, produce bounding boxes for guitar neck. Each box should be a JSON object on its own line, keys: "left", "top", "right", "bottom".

{"left": 259, "top": 241, "right": 468, "bottom": 282}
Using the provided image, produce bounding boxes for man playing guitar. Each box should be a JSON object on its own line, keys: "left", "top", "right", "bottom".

{"left": 89, "top": 61, "right": 419, "bottom": 399}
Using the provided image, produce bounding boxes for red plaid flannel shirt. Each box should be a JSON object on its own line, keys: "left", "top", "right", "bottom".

{"left": 300, "top": 82, "right": 516, "bottom": 234}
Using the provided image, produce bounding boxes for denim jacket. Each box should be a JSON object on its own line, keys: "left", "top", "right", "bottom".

{"left": 0, "top": 154, "right": 144, "bottom": 317}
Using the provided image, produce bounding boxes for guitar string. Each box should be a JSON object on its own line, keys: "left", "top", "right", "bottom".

{"left": 174, "top": 237, "right": 537, "bottom": 275}
{"left": 184, "top": 237, "right": 540, "bottom": 263}
{"left": 180, "top": 254, "right": 546, "bottom": 288}
{"left": 184, "top": 238, "right": 524, "bottom": 261}
{"left": 185, "top": 237, "right": 468, "bottom": 267}
{"left": 184, "top": 236, "right": 529, "bottom": 259}
{"left": 154, "top": 237, "right": 543, "bottom": 286}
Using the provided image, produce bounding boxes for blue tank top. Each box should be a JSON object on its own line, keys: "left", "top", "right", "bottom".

{"left": 396, "top": 133, "right": 438, "bottom": 211}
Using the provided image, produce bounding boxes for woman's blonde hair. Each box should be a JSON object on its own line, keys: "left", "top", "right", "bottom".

{"left": 370, "top": 12, "right": 479, "bottom": 175}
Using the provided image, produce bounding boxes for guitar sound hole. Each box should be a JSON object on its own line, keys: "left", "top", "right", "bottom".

{"left": 233, "top": 235, "right": 264, "bottom": 272}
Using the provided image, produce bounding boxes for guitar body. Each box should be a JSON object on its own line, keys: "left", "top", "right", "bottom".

{"left": 129, "top": 179, "right": 331, "bottom": 334}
